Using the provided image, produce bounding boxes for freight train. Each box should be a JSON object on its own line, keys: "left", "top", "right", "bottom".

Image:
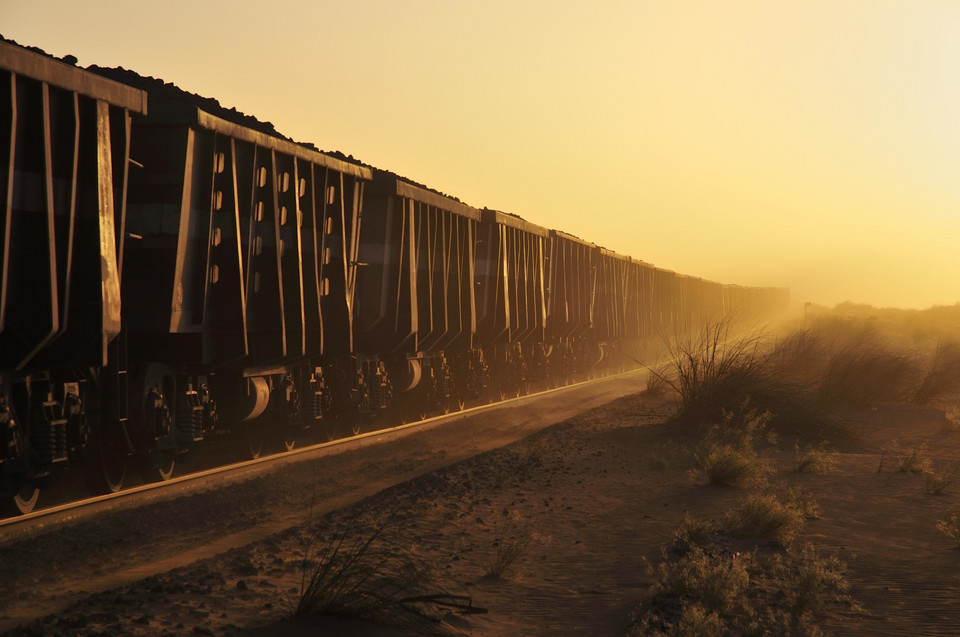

{"left": 0, "top": 40, "right": 788, "bottom": 515}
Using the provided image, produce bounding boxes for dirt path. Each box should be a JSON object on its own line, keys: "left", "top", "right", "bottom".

{"left": 5, "top": 389, "right": 960, "bottom": 635}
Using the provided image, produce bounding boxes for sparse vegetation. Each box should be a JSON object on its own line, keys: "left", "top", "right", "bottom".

{"left": 897, "top": 445, "right": 933, "bottom": 474}
{"left": 629, "top": 539, "right": 852, "bottom": 636}
{"left": 793, "top": 440, "right": 837, "bottom": 474}
{"left": 722, "top": 493, "right": 808, "bottom": 543}
{"left": 295, "top": 517, "right": 457, "bottom": 633}
{"left": 692, "top": 404, "right": 775, "bottom": 488}
{"left": 484, "top": 510, "right": 537, "bottom": 579}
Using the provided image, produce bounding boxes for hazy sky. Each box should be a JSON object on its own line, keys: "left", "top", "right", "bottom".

{"left": 5, "top": 0, "right": 959, "bottom": 309}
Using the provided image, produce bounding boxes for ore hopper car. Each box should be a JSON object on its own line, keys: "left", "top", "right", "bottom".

{"left": 356, "top": 174, "right": 481, "bottom": 421}
{"left": 544, "top": 230, "right": 596, "bottom": 385}
{"left": 0, "top": 42, "right": 148, "bottom": 513}
{"left": 476, "top": 209, "right": 549, "bottom": 399}
{"left": 118, "top": 85, "right": 385, "bottom": 471}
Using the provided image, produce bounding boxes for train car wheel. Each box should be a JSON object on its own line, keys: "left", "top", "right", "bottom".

{"left": 282, "top": 429, "right": 297, "bottom": 452}
{"left": 350, "top": 417, "right": 362, "bottom": 436}
{"left": 142, "top": 451, "right": 176, "bottom": 482}
{"left": 0, "top": 480, "right": 39, "bottom": 516}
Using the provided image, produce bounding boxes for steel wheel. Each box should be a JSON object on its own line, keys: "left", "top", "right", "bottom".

{"left": 282, "top": 431, "right": 297, "bottom": 452}
{"left": 145, "top": 450, "right": 176, "bottom": 482}
{"left": 0, "top": 479, "right": 39, "bottom": 516}
{"left": 12, "top": 482, "right": 39, "bottom": 514}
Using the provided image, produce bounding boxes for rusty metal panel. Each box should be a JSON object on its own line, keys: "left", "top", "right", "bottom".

{"left": 356, "top": 175, "right": 478, "bottom": 357}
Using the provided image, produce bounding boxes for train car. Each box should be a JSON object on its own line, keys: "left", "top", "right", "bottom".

{"left": 114, "top": 77, "right": 387, "bottom": 475}
{"left": 544, "top": 230, "right": 596, "bottom": 384}
{"left": 476, "top": 209, "right": 549, "bottom": 398}
{"left": 0, "top": 38, "right": 791, "bottom": 517}
{"left": 593, "top": 247, "right": 635, "bottom": 373}
{"left": 0, "top": 42, "right": 148, "bottom": 513}
{"left": 356, "top": 173, "right": 482, "bottom": 420}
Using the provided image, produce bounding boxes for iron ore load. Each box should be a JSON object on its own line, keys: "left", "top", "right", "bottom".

{"left": 0, "top": 40, "right": 789, "bottom": 515}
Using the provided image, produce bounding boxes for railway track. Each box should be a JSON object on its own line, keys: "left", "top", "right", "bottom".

{"left": 0, "top": 370, "right": 648, "bottom": 545}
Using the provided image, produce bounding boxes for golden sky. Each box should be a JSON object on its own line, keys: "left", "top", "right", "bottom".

{"left": 6, "top": 0, "right": 959, "bottom": 309}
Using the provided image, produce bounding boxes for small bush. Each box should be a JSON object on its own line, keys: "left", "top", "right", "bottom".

{"left": 628, "top": 541, "right": 852, "bottom": 636}
{"left": 672, "top": 515, "right": 719, "bottom": 556}
{"left": 897, "top": 445, "right": 932, "bottom": 474}
{"left": 793, "top": 440, "right": 837, "bottom": 474}
{"left": 936, "top": 510, "right": 960, "bottom": 547}
{"left": 693, "top": 404, "right": 775, "bottom": 488}
{"left": 723, "top": 493, "right": 807, "bottom": 543}
{"left": 694, "top": 443, "right": 773, "bottom": 488}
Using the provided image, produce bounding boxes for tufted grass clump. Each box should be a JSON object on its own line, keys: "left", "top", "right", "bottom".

{"left": 722, "top": 493, "right": 808, "bottom": 544}
{"left": 294, "top": 517, "right": 462, "bottom": 633}
{"left": 484, "top": 510, "right": 537, "bottom": 579}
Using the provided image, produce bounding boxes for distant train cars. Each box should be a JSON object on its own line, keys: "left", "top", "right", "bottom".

{"left": 0, "top": 40, "right": 788, "bottom": 515}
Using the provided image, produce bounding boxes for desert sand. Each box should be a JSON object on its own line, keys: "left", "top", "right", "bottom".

{"left": 4, "top": 387, "right": 960, "bottom": 636}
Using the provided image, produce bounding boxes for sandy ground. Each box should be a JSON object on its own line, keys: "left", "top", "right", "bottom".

{"left": 5, "top": 389, "right": 960, "bottom": 636}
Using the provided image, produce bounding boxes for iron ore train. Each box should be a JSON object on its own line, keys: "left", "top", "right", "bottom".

{"left": 0, "top": 40, "right": 788, "bottom": 515}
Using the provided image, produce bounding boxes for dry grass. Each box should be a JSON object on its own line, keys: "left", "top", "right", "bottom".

{"left": 484, "top": 510, "right": 537, "bottom": 579}
{"left": 722, "top": 493, "right": 808, "bottom": 543}
{"left": 294, "top": 517, "right": 457, "bottom": 633}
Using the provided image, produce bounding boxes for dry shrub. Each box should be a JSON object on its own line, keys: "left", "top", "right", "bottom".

{"left": 936, "top": 510, "right": 960, "bottom": 547}
{"left": 693, "top": 404, "right": 775, "bottom": 488}
{"left": 897, "top": 445, "right": 932, "bottom": 474}
{"left": 722, "top": 493, "right": 807, "bottom": 543}
{"left": 661, "top": 321, "right": 837, "bottom": 440}
{"left": 912, "top": 341, "right": 960, "bottom": 405}
{"left": 661, "top": 321, "right": 768, "bottom": 424}
{"left": 629, "top": 542, "right": 852, "bottom": 636}
{"left": 672, "top": 515, "right": 719, "bottom": 556}
{"left": 793, "top": 440, "right": 837, "bottom": 474}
